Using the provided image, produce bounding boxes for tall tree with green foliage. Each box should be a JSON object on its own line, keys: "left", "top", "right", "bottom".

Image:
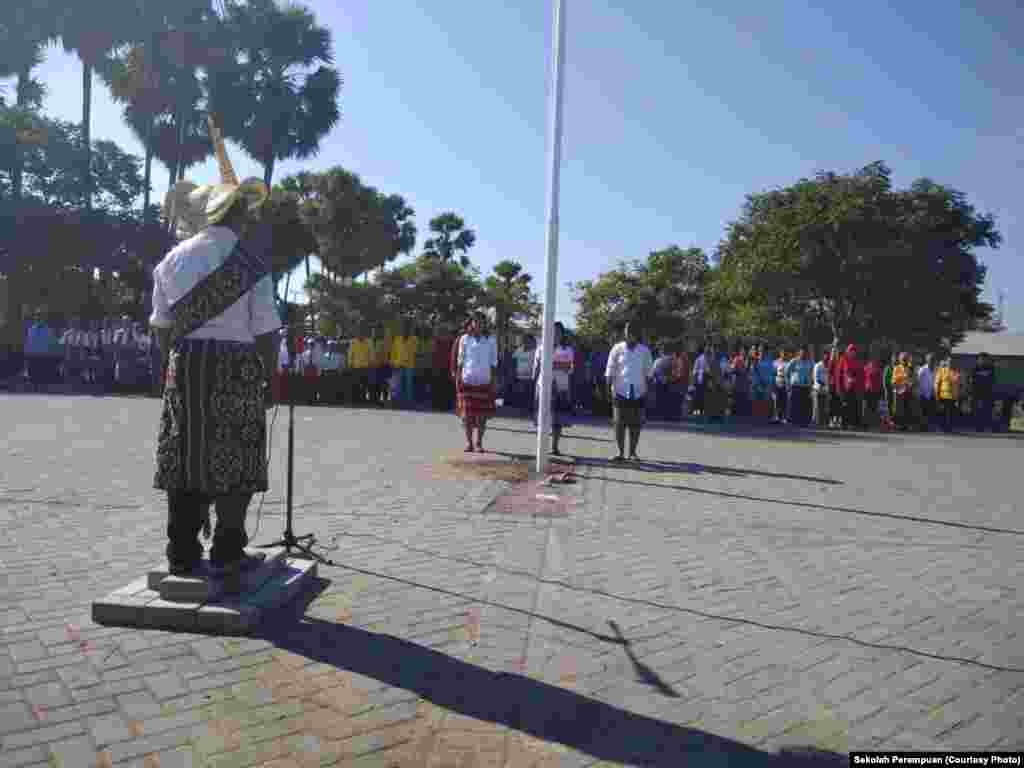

{"left": 482, "top": 260, "right": 539, "bottom": 359}
{"left": 211, "top": 0, "right": 341, "bottom": 186}
{"left": 56, "top": 0, "right": 133, "bottom": 211}
{"left": 422, "top": 212, "right": 476, "bottom": 268}
{"left": 573, "top": 246, "right": 709, "bottom": 348}
{"left": 710, "top": 162, "right": 1000, "bottom": 350}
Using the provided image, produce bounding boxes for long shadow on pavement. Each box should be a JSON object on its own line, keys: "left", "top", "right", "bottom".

{"left": 574, "top": 473, "right": 1024, "bottom": 537}
{"left": 572, "top": 456, "right": 842, "bottom": 486}
{"left": 260, "top": 580, "right": 846, "bottom": 767}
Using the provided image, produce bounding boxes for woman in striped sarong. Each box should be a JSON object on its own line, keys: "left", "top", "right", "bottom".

{"left": 455, "top": 314, "right": 498, "bottom": 452}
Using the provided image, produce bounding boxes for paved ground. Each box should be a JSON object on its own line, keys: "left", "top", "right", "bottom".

{"left": 1, "top": 394, "right": 1022, "bottom": 767}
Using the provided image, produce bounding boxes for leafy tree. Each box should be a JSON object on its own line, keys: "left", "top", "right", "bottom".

{"left": 481, "top": 260, "right": 539, "bottom": 359}
{"left": 8, "top": 117, "right": 144, "bottom": 212}
{"left": 211, "top": 0, "right": 341, "bottom": 186}
{"left": 422, "top": 212, "right": 476, "bottom": 267}
{"left": 572, "top": 246, "right": 709, "bottom": 348}
{"left": 0, "top": 1, "right": 56, "bottom": 205}
{"left": 281, "top": 167, "right": 415, "bottom": 285}
{"left": 711, "top": 162, "right": 1000, "bottom": 350}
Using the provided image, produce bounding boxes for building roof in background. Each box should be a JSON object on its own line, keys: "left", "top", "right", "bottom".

{"left": 952, "top": 332, "right": 1024, "bottom": 358}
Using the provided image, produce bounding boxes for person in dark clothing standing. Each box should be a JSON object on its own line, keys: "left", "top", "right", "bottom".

{"left": 971, "top": 353, "right": 996, "bottom": 432}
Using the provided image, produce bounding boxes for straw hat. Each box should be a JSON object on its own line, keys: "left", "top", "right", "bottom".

{"left": 163, "top": 115, "right": 269, "bottom": 238}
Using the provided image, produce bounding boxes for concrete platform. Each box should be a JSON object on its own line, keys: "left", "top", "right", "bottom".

{"left": 92, "top": 548, "right": 318, "bottom": 635}
{"left": 147, "top": 547, "right": 289, "bottom": 602}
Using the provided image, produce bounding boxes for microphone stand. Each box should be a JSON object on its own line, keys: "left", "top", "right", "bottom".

{"left": 256, "top": 323, "right": 331, "bottom": 564}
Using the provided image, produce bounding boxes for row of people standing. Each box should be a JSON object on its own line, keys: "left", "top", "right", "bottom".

{"left": 272, "top": 324, "right": 461, "bottom": 411}
{"left": 4, "top": 313, "right": 157, "bottom": 394}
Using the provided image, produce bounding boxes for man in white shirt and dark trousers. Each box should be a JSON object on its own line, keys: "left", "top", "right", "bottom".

{"left": 149, "top": 116, "right": 279, "bottom": 589}
{"left": 605, "top": 322, "right": 654, "bottom": 462}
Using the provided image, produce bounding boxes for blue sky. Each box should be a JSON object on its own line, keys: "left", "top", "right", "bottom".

{"left": 25, "top": 0, "right": 1023, "bottom": 331}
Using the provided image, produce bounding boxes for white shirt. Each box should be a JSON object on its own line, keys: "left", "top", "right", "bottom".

{"left": 458, "top": 334, "right": 498, "bottom": 386}
{"left": 605, "top": 341, "right": 653, "bottom": 399}
{"left": 918, "top": 365, "right": 936, "bottom": 399}
{"left": 278, "top": 338, "right": 290, "bottom": 370}
{"left": 533, "top": 345, "right": 573, "bottom": 392}
{"left": 813, "top": 361, "right": 830, "bottom": 392}
{"left": 149, "top": 226, "right": 281, "bottom": 342}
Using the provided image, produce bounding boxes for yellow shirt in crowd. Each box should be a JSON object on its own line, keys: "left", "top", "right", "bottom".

{"left": 348, "top": 338, "right": 371, "bottom": 369}
{"left": 935, "top": 366, "right": 960, "bottom": 401}
{"left": 892, "top": 363, "right": 913, "bottom": 392}
{"left": 390, "top": 335, "right": 418, "bottom": 369}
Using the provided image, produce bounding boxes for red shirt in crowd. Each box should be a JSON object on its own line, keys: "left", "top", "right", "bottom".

{"left": 863, "top": 361, "right": 883, "bottom": 393}
{"left": 432, "top": 336, "right": 455, "bottom": 372}
{"left": 829, "top": 353, "right": 843, "bottom": 392}
{"left": 838, "top": 346, "right": 865, "bottom": 394}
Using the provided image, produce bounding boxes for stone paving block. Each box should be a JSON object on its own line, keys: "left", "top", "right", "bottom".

{"left": 47, "top": 735, "right": 99, "bottom": 768}
{"left": 23, "top": 682, "right": 72, "bottom": 711}
{"left": 0, "top": 700, "right": 37, "bottom": 735}
{"left": 144, "top": 671, "right": 189, "bottom": 702}
{"left": 0, "top": 744, "right": 49, "bottom": 768}
{"left": 2, "top": 719, "right": 87, "bottom": 750}
{"left": 117, "top": 690, "right": 162, "bottom": 719}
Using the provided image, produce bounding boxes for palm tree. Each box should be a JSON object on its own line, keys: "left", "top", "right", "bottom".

{"left": 422, "top": 213, "right": 477, "bottom": 268}
{"left": 212, "top": 0, "right": 341, "bottom": 186}
{"left": 56, "top": 1, "right": 128, "bottom": 210}
{"left": 101, "top": 1, "right": 217, "bottom": 223}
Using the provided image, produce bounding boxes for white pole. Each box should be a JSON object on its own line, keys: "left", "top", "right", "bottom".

{"left": 536, "top": 0, "right": 567, "bottom": 473}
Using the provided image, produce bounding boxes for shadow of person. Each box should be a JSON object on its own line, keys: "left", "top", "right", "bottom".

{"left": 257, "top": 584, "right": 846, "bottom": 767}
{"left": 575, "top": 457, "right": 843, "bottom": 485}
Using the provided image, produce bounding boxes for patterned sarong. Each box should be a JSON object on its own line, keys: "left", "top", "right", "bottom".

{"left": 154, "top": 339, "right": 268, "bottom": 494}
{"left": 457, "top": 382, "right": 496, "bottom": 421}
{"left": 153, "top": 236, "right": 272, "bottom": 494}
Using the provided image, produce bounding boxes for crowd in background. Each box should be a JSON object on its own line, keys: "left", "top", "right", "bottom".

{"left": 1, "top": 313, "right": 158, "bottom": 395}
{"left": 1, "top": 310, "right": 1018, "bottom": 435}
{"left": 266, "top": 324, "right": 1019, "bottom": 434}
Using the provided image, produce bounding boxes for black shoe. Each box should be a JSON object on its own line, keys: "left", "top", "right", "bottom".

{"left": 209, "top": 552, "right": 266, "bottom": 575}
{"left": 611, "top": 455, "right": 625, "bottom": 463}
{"left": 168, "top": 560, "right": 201, "bottom": 576}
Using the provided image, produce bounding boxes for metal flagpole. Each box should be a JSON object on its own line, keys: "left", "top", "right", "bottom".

{"left": 536, "top": 0, "right": 568, "bottom": 473}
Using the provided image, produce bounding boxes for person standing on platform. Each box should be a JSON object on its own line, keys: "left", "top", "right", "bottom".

{"left": 150, "top": 116, "right": 278, "bottom": 584}
{"left": 605, "top": 322, "right": 653, "bottom": 461}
